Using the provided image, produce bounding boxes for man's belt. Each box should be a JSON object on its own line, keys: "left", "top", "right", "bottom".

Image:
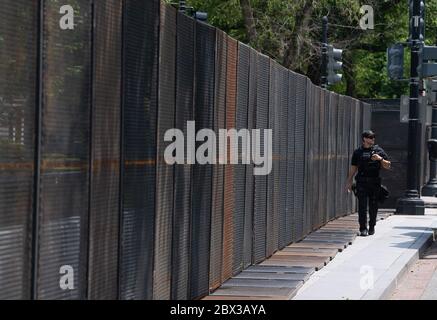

{"left": 356, "top": 177, "right": 381, "bottom": 183}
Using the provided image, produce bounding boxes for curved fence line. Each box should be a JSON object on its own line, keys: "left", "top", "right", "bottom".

{"left": 0, "top": 0, "right": 371, "bottom": 299}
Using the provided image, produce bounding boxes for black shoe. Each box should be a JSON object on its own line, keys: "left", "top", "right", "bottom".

{"left": 360, "top": 229, "right": 368, "bottom": 237}
{"left": 368, "top": 227, "right": 375, "bottom": 235}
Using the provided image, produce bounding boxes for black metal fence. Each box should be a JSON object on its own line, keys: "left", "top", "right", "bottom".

{"left": 0, "top": 0, "right": 371, "bottom": 299}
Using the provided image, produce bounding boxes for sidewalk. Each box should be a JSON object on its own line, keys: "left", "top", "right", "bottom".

{"left": 390, "top": 236, "right": 437, "bottom": 299}
{"left": 293, "top": 203, "right": 437, "bottom": 300}
{"left": 205, "top": 211, "right": 391, "bottom": 300}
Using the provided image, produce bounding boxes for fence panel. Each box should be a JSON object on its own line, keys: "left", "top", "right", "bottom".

{"left": 253, "top": 53, "right": 270, "bottom": 263}
{"left": 328, "top": 93, "right": 338, "bottom": 220}
{"left": 189, "top": 20, "right": 215, "bottom": 299}
{"left": 88, "top": 0, "right": 122, "bottom": 300}
{"left": 286, "top": 71, "right": 296, "bottom": 244}
{"left": 209, "top": 29, "right": 226, "bottom": 291}
{"left": 0, "top": 0, "right": 37, "bottom": 300}
{"left": 154, "top": 3, "right": 177, "bottom": 300}
{"left": 36, "top": 0, "right": 92, "bottom": 299}
{"left": 322, "top": 89, "right": 328, "bottom": 225}
{"left": 120, "top": 0, "right": 159, "bottom": 300}
{"left": 171, "top": 11, "right": 195, "bottom": 301}
{"left": 304, "top": 80, "right": 313, "bottom": 235}
{"left": 222, "top": 35, "right": 237, "bottom": 282}
{"left": 339, "top": 96, "right": 347, "bottom": 217}
{"left": 278, "top": 67, "right": 289, "bottom": 248}
{"left": 333, "top": 93, "right": 339, "bottom": 219}
{"left": 294, "top": 73, "right": 306, "bottom": 241}
{"left": 266, "top": 61, "right": 280, "bottom": 257}
{"left": 363, "top": 102, "right": 372, "bottom": 131}
{"left": 233, "top": 42, "right": 250, "bottom": 274}
{"left": 346, "top": 97, "right": 351, "bottom": 215}
{"left": 323, "top": 90, "right": 330, "bottom": 223}
{"left": 314, "top": 86, "right": 321, "bottom": 229}
{"left": 243, "top": 47, "right": 257, "bottom": 267}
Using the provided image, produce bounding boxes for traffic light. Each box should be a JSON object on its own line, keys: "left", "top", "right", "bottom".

{"left": 417, "top": 46, "right": 437, "bottom": 78}
{"left": 179, "top": 0, "right": 208, "bottom": 22}
{"left": 194, "top": 11, "right": 208, "bottom": 22}
{"left": 179, "top": 0, "right": 186, "bottom": 13}
{"left": 420, "top": 0, "right": 425, "bottom": 40}
{"left": 387, "top": 43, "right": 404, "bottom": 80}
{"left": 327, "top": 45, "right": 343, "bottom": 85}
{"left": 414, "top": 0, "right": 426, "bottom": 78}
{"left": 409, "top": 0, "right": 425, "bottom": 41}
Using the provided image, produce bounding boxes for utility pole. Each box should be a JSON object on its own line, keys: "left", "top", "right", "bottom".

{"left": 321, "top": 16, "right": 328, "bottom": 89}
{"left": 321, "top": 16, "right": 343, "bottom": 88}
{"left": 396, "top": 0, "right": 425, "bottom": 214}
{"left": 179, "top": 0, "right": 186, "bottom": 13}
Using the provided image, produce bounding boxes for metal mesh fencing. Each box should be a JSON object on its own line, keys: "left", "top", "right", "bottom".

{"left": 88, "top": 0, "right": 122, "bottom": 300}
{"left": 189, "top": 20, "right": 215, "bottom": 299}
{"left": 36, "top": 0, "right": 92, "bottom": 299}
{"left": 294, "top": 72, "right": 307, "bottom": 241}
{"left": 243, "top": 46, "right": 258, "bottom": 268}
{"left": 266, "top": 61, "right": 280, "bottom": 257}
{"left": 253, "top": 53, "right": 270, "bottom": 264}
{"left": 233, "top": 42, "right": 250, "bottom": 275}
{"left": 171, "top": 11, "right": 195, "bottom": 301}
{"left": 0, "top": 0, "right": 37, "bottom": 300}
{"left": 153, "top": 3, "right": 177, "bottom": 300}
{"left": 0, "top": 0, "right": 373, "bottom": 300}
{"left": 222, "top": 35, "right": 237, "bottom": 282}
{"left": 209, "top": 29, "right": 226, "bottom": 292}
{"left": 119, "top": 0, "right": 159, "bottom": 300}
{"left": 277, "top": 67, "right": 290, "bottom": 248}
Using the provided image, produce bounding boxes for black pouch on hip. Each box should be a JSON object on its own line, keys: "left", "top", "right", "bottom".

{"left": 378, "top": 185, "right": 389, "bottom": 203}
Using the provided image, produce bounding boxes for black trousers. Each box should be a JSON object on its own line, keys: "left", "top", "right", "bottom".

{"left": 356, "top": 182, "right": 379, "bottom": 231}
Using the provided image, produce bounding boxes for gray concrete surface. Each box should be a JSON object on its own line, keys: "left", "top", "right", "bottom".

{"left": 421, "top": 269, "right": 437, "bottom": 299}
{"left": 293, "top": 209, "right": 437, "bottom": 300}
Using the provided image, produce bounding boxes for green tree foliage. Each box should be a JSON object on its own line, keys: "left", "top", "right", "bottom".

{"left": 177, "top": 0, "right": 437, "bottom": 99}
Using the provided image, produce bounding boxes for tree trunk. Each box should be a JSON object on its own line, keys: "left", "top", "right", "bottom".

{"left": 283, "top": 1, "right": 312, "bottom": 70}
{"left": 344, "top": 50, "right": 356, "bottom": 97}
{"left": 240, "top": 0, "right": 257, "bottom": 44}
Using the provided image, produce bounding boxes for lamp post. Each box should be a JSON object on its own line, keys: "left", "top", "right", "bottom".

{"left": 321, "top": 16, "right": 328, "bottom": 89}
{"left": 179, "top": 0, "right": 186, "bottom": 13}
{"left": 396, "top": 0, "right": 425, "bottom": 215}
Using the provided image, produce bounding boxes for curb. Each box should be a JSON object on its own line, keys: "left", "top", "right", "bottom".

{"left": 361, "top": 228, "right": 434, "bottom": 300}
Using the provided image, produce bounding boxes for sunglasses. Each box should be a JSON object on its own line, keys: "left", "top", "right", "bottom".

{"left": 365, "top": 136, "right": 375, "bottom": 140}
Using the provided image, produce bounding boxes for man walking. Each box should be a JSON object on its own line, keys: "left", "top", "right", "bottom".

{"left": 346, "top": 130, "right": 391, "bottom": 236}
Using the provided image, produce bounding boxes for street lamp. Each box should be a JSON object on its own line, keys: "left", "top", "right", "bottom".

{"left": 321, "top": 16, "right": 328, "bottom": 88}
{"left": 395, "top": 0, "right": 426, "bottom": 215}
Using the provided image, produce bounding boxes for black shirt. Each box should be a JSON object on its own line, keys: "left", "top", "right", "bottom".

{"left": 351, "top": 144, "right": 388, "bottom": 178}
